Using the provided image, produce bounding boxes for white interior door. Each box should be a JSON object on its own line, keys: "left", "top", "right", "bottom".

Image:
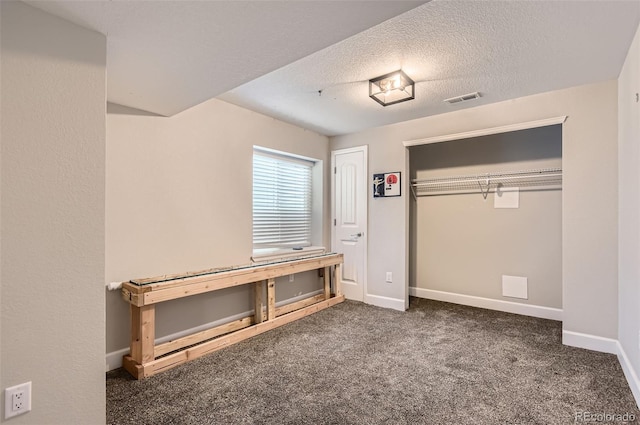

{"left": 332, "top": 146, "right": 367, "bottom": 302}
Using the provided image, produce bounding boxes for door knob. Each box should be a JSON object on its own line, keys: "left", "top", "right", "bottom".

{"left": 350, "top": 232, "right": 363, "bottom": 238}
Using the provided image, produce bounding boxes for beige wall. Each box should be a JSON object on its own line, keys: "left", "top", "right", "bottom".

{"left": 106, "top": 99, "right": 330, "bottom": 356}
{"left": 1, "top": 2, "right": 106, "bottom": 423}
{"left": 410, "top": 126, "right": 562, "bottom": 308}
{"left": 618, "top": 22, "right": 640, "bottom": 394}
{"left": 331, "top": 79, "right": 618, "bottom": 339}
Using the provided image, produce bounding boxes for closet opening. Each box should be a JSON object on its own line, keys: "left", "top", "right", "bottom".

{"left": 408, "top": 124, "right": 563, "bottom": 320}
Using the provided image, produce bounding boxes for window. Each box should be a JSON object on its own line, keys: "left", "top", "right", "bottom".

{"left": 253, "top": 148, "right": 314, "bottom": 251}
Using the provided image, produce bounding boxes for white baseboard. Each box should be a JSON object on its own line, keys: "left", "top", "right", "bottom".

{"left": 617, "top": 342, "right": 640, "bottom": 408}
{"left": 410, "top": 287, "right": 563, "bottom": 321}
{"left": 106, "top": 347, "right": 130, "bottom": 372}
{"left": 364, "top": 293, "right": 405, "bottom": 311}
{"left": 562, "top": 330, "right": 618, "bottom": 354}
{"left": 106, "top": 290, "right": 323, "bottom": 371}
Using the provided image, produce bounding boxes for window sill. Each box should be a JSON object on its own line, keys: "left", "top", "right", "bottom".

{"left": 251, "top": 246, "right": 326, "bottom": 264}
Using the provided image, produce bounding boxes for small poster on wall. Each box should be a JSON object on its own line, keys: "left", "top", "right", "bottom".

{"left": 373, "top": 172, "right": 401, "bottom": 198}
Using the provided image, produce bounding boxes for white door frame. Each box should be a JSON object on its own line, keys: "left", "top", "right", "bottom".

{"left": 331, "top": 145, "right": 368, "bottom": 301}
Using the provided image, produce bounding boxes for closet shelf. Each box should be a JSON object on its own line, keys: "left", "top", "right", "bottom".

{"left": 410, "top": 167, "right": 562, "bottom": 199}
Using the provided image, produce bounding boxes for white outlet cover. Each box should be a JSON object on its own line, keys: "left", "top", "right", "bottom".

{"left": 4, "top": 381, "right": 31, "bottom": 419}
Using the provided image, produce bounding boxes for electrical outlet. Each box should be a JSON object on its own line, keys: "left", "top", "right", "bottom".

{"left": 385, "top": 272, "right": 392, "bottom": 283}
{"left": 289, "top": 274, "right": 294, "bottom": 282}
{"left": 5, "top": 382, "right": 31, "bottom": 419}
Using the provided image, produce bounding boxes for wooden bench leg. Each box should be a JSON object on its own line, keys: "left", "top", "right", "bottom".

{"left": 254, "top": 280, "right": 264, "bottom": 324}
{"left": 267, "top": 278, "right": 276, "bottom": 320}
{"left": 334, "top": 264, "right": 343, "bottom": 297}
{"left": 130, "top": 304, "right": 155, "bottom": 365}
{"left": 323, "top": 266, "right": 331, "bottom": 299}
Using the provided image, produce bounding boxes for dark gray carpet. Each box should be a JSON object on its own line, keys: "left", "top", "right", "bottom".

{"left": 107, "top": 298, "right": 639, "bottom": 424}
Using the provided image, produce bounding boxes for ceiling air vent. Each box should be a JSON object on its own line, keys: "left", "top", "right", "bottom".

{"left": 444, "top": 92, "right": 481, "bottom": 104}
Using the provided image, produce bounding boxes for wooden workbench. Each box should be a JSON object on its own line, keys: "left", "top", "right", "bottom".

{"left": 121, "top": 253, "right": 344, "bottom": 379}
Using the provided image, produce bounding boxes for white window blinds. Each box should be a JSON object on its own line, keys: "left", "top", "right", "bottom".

{"left": 253, "top": 150, "right": 313, "bottom": 249}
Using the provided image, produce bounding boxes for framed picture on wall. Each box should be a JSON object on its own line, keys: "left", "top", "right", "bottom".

{"left": 373, "top": 172, "right": 401, "bottom": 198}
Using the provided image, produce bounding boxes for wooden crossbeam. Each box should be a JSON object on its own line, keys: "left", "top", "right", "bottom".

{"left": 122, "top": 254, "right": 343, "bottom": 307}
{"left": 123, "top": 296, "right": 344, "bottom": 379}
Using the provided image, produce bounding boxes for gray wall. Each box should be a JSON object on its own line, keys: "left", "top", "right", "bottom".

{"left": 1, "top": 2, "right": 106, "bottom": 423}
{"left": 106, "top": 99, "right": 331, "bottom": 361}
{"left": 331, "top": 79, "right": 619, "bottom": 340}
{"left": 409, "top": 126, "right": 562, "bottom": 308}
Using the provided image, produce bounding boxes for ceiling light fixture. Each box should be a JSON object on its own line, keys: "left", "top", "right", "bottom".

{"left": 369, "top": 70, "right": 415, "bottom": 107}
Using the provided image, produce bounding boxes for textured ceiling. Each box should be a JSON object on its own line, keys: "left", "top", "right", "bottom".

{"left": 220, "top": 0, "right": 640, "bottom": 136}
{"left": 26, "top": 1, "right": 640, "bottom": 136}
{"left": 26, "top": 0, "right": 425, "bottom": 117}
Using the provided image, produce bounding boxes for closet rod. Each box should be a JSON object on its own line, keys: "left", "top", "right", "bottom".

{"left": 410, "top": 167, "right": 562, "bottom": 199}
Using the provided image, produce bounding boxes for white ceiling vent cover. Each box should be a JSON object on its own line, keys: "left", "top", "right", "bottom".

{"left": 444, "top": 92, "right": 482, "bottom": 104}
